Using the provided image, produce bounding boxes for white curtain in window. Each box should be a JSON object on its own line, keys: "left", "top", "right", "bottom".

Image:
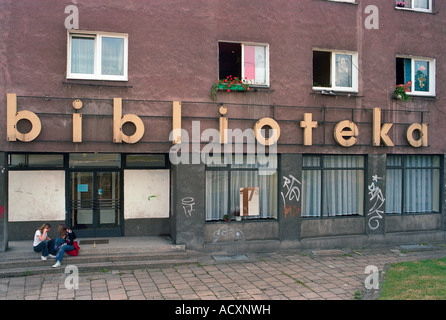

{"left": 413, "top": 0, "right": 429, "bottom": 9}
{"left": 101, "top": 37, "right": 124, "bottom": 76}
{"left": 323, "top": 156, "right": 363, "bottom": 216}
{"left": 386, "top": 168, "right": 402, "bottom": 214}
{"left": 302, "top": 170, "right": 321, "bottom": 217}
{"left": 205, "top": 171, "right": 228, "bottom": 220}
{"left": 404, "top": 156, "right": 438, "bottom": 213}
{"left": 303, "top": 156, "right": 364, "bottom": 217}
{"left": 302, "top": 155, "right": 321, "bottom": 217}
{"left": 335, "top": 54, "right": 352, "bottom": 88}
{"left": 244, "top": 45, "right": 266, "bottom": 85}
{"left": 71, "top": 37, "right": 95, "bottom": 74}
{"left": 230, "top": 171, "right": 277, "bottom": 219}
{"left": 386, "top": 155, "right": 439, "bottom": 214}
{"left": 205, "top": 168, "right": 277, "bottom": 221}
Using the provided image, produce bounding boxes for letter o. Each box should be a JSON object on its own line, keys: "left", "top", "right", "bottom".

{"left": 254, "top": 118, "right": 281, "bottom": 146}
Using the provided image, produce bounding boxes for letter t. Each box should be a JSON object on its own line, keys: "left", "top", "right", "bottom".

{"left": 300, "top": 113, "right": 318, "bottom": 146}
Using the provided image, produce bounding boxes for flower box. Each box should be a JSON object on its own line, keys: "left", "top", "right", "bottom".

{"left": 210, "top": 76, "right": 250, "bottom": 101}
{"left": 218, "top": 83, "right": 248, "bottom": 91}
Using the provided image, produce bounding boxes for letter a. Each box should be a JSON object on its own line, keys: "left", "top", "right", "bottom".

{"left": 65, "top": 5, "right": 79, "bottom": 30}
{"left": 364, "top": 5, "right": 379, "bottom": 30}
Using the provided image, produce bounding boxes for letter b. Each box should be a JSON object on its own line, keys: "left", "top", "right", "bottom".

{"left": 7, "top": 93, "right": 41, "bottom": 142}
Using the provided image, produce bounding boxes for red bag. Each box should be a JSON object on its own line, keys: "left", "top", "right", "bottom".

{"left": 66, "top": 241, "right": 80, "bottom": 256}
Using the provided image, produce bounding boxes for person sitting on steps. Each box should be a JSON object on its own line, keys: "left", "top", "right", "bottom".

{"left": 52, "top": 224, "right": 78, "bottom": 268}
{"left": 33, "top": 223, "right": 56, "bottom": 261}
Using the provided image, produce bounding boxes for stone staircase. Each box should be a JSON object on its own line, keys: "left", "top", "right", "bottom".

{"left": 0, "top": 237, "right": 202, "bottom": 277}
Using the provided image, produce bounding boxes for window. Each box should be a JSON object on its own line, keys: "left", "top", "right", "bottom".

{"left": 125, "top": 154, "right": 167, "bottom": 168}
{"left": 67, "top": 31, "right": 128, "bottom": 81}
{"left": 396, "top": 57, "right": 435, "bottom": 96}
{"left": 9, "top": 154, "right": 64, "bottom": 168}
{"left": 69, "top": 153, "right": 121, "bottom": 168}
{"left": 386, "top": 155, "right": 440, "bottom": 214}
{"left": 302, "top": 155, "right": 365, "bottom": 217}
{"left": 205, "top": 155, "right": 277, "bottom": 221}
{"left": 313, "top": 50, "right": 358, "bottom": 92}
{"left": 219, "top": 42, "right": 269, "bottom": 87}
{"left": 395, "top": 0, "right": 432, "bottom": 12}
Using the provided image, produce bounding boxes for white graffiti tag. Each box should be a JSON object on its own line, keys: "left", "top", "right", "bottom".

{"left": 281, "top": 175, "right": 301, "bottom": 207}
{"left": 367, "top": 175, "right": 385, "bottom": 230}
{"left": 181, "top": 197, "right": 195, "bottom": 217}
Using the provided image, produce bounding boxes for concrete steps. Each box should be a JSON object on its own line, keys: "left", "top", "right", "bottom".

{"left": 0, "top": 237, "right": 202, "bottom": 277}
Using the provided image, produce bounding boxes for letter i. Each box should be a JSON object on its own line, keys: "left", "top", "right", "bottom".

{"left": 219, "top": 105, "right": 228, "bottom": 144}
{"left": 72, "top": 99, "right": 82, "bottom": 143}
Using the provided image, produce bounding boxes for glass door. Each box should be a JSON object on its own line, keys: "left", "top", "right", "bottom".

{"left": 70, "top": 171, "right": 122, "bottom": 237}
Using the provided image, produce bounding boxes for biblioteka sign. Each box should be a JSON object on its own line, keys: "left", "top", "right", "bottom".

{"left": 6, "top": 93, "right": 428, "bottom": 148}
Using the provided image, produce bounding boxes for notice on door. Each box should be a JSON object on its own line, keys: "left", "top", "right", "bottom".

{"left": 240, "top": 187, "right": 259, "bottom": 216}
{"left": 77, "top": 184, "right": 88, "bottom": 192}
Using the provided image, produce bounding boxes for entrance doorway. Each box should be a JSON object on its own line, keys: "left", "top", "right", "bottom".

{"left": 69, "top": 171, "right": 122, "bottom": 237}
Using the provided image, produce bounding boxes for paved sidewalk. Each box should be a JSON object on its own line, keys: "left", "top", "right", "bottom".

{"left": 1, "top": 243, "right": 446, "bottom": 300}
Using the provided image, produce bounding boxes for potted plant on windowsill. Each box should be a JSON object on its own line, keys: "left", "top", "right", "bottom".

{"left": 396, "top": 1, "right": 406, "bottom": 8}
{"left": 393, "top": 81, "right": 412, "bottom": 101}
{"left": 233, "top": 209, "right": 242, "bottom": 221}
{"left": 210, "top": 76, "right": 250, "bottom": 101}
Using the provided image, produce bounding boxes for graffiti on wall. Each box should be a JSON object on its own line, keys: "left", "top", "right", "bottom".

{"left": 281, "top": 175, "right": 301, "bottom": 219}
{"left": 213, "top": 227, "right": 245, "bottom": 243}
{"left": 367, "top": 175, "right": 385, "bottom": 230}
{"left": 181, "top": 197, "right": 196, "bottom": 217}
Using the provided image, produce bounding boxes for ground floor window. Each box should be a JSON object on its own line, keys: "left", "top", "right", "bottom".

{"left": 386, "top": 155, "right": 441, "bottom": 214}
{"left": 205, "top": 155, "right": 278, "bottom": 221}
{"left": 302, "top": 155, "right": 365, "bottom": 217}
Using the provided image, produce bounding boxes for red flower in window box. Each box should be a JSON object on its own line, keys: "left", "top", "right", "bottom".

{"left": 210, "top": 76, "right": 251, "bottom": 101}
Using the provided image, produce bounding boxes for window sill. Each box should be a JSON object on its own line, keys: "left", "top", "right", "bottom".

{"left": 311, "top": 89, "right": 361, "bottom": 97}
{"left": 302, "top": 215, "right": 364, "bottom": 220}
{"left": 393, "top": 94, "right": 436, "bottom": 101}
{"left": 316, "top": 0, "right": 358, "bottom": 5}
{"left": 206, "top": 217, "right": 277, "bottom": 223}
{"left": 394, "top": 7, "right": 434, "bottom": 14}
{"left": 63, "top": 80, "right": 133, "bottom": 88}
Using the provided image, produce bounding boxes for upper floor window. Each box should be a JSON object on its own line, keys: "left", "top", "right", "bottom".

{"left": 396, "top": 56, "right": 436, "bottom": 96}
{"left": 395, "top": 0, "right": 432, "bottom": 12}
{"left": 313, "top": 50, "right": 359, "bottom": 93}
{"left": 67, "top": 31, "right": 128, "bottom": 81}
{"left": 219, "top": 41, "right": 269, "bottom": 87}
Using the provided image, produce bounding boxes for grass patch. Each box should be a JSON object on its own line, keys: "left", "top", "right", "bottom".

{"left": 379, "top": 257, "right": 446, "bottom": 300}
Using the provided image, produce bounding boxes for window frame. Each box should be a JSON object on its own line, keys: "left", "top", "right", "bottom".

{"left": 395, "top": 0, "right": 433, "bottom": 13}
{"left": 312, "top": 49, "right": 359, "bottom": 93}
{"left": 302, "top": 155, "right": 365, "bottom": 218}
{"left": 396, "top": 55, "right": 436, "bottom": 97}
{"left": 67, "top": 30, "right": 129, "bottom": 81}
{"left": 218, "top": 41, "right": 270, "bottom": 88}
{"left": 386, "top": 155, "right": 441, "bottom": 215}
{"left": 205, "top": 155, "right": 278, "bottom": 221}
